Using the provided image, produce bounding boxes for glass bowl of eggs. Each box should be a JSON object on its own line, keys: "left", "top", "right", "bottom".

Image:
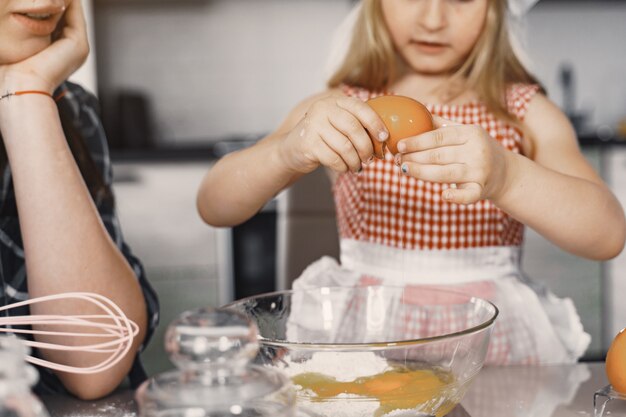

{"left": 224, "top": 285, "right": 498, "bottom": 417}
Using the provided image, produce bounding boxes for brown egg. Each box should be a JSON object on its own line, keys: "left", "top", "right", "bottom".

{"left": 606, "top": 328, "right": 626, "bottom": 393}
{"left": 367, "top": 95, "right": 434, "bottom": 159}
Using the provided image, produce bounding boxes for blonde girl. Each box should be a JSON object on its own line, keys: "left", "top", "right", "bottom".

{"left": 197, "top": 0, "right": 625, "bottom": 364}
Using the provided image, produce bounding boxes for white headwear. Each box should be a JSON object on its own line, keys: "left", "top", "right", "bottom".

{"left": 509, "top": 0, "right": 541, "bottom": 17}
{"left": 324, "top": 0, "right": 541, "bottom": 80}
{"left": 506, "top": 0, "right": 541, "bottom": 71}
{"left": 324, "top": 2, "right": 364, "bottom": 80}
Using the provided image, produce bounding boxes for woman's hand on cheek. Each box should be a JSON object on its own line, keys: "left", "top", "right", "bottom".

{"left": 395, "top": 115, "right": 510, "bottom": 205}
{"left": 0, "top": 0, "right": 89, "bottom": 93}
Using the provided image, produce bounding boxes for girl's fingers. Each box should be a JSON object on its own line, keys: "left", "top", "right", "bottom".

{"left": 400, "top": 162, "right": 471, "bottom": 184}
{"left": 397, "top": 121, "right": 467, "bottom": 153}
{"left": 335, "top": 96, "right": 389, "bottom": 143}
{"left": 320, "top": 125, "right": 363, "bottom": 173}
{"left": 312, "top": 137, "right": 350, "bottom": 173}
{"left": 400, "top": 162, "right": 484, "bottom": 204}
{"left": 431, "top": 115, "right": 461, "bottom": 129}
{"left": 400, "top": 147, "right": 459, "bottom": 166}
{"left": 328, "top": 110, "right": 374, "bottom": 163}
{"left": 442, "top": 183, "right": 483, "bottom": 204}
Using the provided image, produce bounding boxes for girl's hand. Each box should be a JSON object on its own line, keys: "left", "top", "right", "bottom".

{"left": 395, "top": 116, "right": 511, "bottom": 205}
{"left": 279, "top": 95, "right": 389, "bottom": 174}
{"left": 0, "top": 0, "right": 89, "bottom": 93}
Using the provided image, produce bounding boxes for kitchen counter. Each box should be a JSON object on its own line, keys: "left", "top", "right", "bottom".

{"left": 110, "top": 145, "right": 217, "bottom": 162}
{"left": 40, "top": 362, "right": 611, "bottom": 417}
{"left": 106, "top": 133, "right": 626, "bottom": 163}
{"left": 109, "top": 138, "right": 259, "bottom": 163}
{"left": 463, "top": 362, "right": 610, "bottom": 417}
{"left": 578, "top": 134, "right": 626, "bottom": 147}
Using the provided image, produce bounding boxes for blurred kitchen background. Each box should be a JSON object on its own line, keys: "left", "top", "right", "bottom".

{"left": 71, "top": 0, "right": 626, "bottom": 375}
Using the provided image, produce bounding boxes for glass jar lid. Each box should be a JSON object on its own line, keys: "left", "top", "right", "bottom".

{"left": 138, "top": 308, "right": 295, "bottom": 417}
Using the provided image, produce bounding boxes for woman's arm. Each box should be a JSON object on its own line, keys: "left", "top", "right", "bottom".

{"left": 493, "top": 94, "right": 626, "bottom": 260}
{"left": 197, "top": 90, "right": 387, "bottom": 227}
{"left": 0, "top": 1, "right": 147, "bottom": 400}
{"left": 1, "top": 93, "right": 148, "bottom": 398}
{"left": 0, "top": 92, "right": 150, "bottom": 399}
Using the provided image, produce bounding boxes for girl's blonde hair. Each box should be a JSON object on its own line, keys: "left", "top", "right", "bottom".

{"left": 327, "top": 0, "right": 541, "bottom": 124}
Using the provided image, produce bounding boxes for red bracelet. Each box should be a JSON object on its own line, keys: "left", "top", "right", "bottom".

{"left": 0, "top": 90, "right": 65, "bottom": 102}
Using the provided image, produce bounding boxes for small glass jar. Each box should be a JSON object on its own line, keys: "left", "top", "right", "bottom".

{"left": 0, "top": 336, "right": 49, "bottom": 417}
{"left": 137, "top": 307, "right": 296, "bottom": 417}
{"left": 594, "top": 385, "right": 626, "bottom": 417}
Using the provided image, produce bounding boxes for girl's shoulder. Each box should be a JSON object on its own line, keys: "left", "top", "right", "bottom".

{"left": 514, "top": 85, "right": 580, "bottom": 158}
{"left": 506, "top": 83, "right": 572, "bottom": 136}
{"left": 505, "top": 83, "right": 543, "bottom": 122}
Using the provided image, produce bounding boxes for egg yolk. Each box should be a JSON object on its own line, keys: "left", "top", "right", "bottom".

{"left": 606, "top": 328, "right": 626, "bottom": 393}
{"left": 292, "top": 367, "right": 458, "bottom": 417}
{"left": 366, "top": 95, "right": 434, "bottom": 159}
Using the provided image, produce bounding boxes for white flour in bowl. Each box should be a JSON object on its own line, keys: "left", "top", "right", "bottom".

{"left": 275, "top": 351, "right": 435, "bottom": 417}
{"left": 280, "top": 351, "right": 391, "bottom": 381}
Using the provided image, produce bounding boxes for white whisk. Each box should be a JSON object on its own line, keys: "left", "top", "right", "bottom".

{"left": 0, "top": 292, "right": 138, "bottom": 374}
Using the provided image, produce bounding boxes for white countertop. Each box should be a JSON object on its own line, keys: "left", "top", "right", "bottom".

{"left": 42, "top": 362, "right": 612, "bottom": 417}
{"left": 463, "top": 362, "right": 608, "bottom": 417}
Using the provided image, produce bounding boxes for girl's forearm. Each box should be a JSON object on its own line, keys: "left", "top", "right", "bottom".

{"left": 0, "top": 95, "right": 147, "bottom": 398}
{"left": 197, "top": 134, "right": 305, "bottom": 227}
{"left": 495, "top": 152, "right": 626, "bottom": 260}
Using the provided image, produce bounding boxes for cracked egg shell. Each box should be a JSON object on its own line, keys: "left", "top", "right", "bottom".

{"left": 367, "top": 95, "right": 434, "bottom": 159}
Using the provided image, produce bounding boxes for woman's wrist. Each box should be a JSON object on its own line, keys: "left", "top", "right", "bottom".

{"left": 0, "top": 70, "right": 56, "bottom": 96}
{"left": 0, "top": 91, "right": 58, "bottom": 138}
{"left": 0, "top": 91, "right": 54, "bottom": 103}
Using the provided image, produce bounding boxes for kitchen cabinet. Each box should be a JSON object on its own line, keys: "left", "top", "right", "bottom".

{"left": 522, "top": 144, "right": 626, "bottom": 359}
{"left": 521, "top": 147, "right": 606, "bottom": 359}
{"left": 111, "top": 159, "right": 219, "bottom": 375}
{"left": 521, "top": 227, "right": 604, "bottom": 359}
{"left": 216, "top": 200, "right": 278, "bottom": 303}
{"left": 604, "top": 146, "right": 626, "bottom": 343}
{"left": 276, "top": 167, "right": 339, "bottom": 292}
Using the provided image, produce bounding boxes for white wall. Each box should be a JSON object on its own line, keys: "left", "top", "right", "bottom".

{"left": 70, "top": 0, "right": 98, "bottom": 95}
{"left": 94, "top": 0, "right": 352, "bottom": 145}
{"left": 526, "top": 2, "right": 626, "bottom": 131}
{"left": 93, "top": 0, "right": 626, "bottom": 144}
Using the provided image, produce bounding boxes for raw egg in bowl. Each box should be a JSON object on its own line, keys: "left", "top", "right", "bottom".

{"left": 224, "top": 285, "right": 498, "bottom": 417}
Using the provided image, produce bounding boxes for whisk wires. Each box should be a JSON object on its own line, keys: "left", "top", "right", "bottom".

{"left": 0, "top": 292, "right": 139, "bottom": 374}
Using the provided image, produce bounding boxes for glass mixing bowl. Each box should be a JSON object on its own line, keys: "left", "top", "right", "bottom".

{"left": 224, "top": 285, "right": 498, "bottom": 417}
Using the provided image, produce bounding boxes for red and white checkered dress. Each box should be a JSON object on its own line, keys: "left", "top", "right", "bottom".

{"left": 292, "top": 84, "right": 590, "bottom": 365}
{"left": 335, "top": 84, "right": 534, "bottom": 251}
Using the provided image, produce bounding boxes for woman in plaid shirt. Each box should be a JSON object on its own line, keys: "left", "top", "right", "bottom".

{"left": 0, "top": 0, "right": 159, "bottom": 399}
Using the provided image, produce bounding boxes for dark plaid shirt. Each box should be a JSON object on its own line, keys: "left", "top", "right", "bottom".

{"left": 0, "top": 81, "right": 159, "bottom": 394}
